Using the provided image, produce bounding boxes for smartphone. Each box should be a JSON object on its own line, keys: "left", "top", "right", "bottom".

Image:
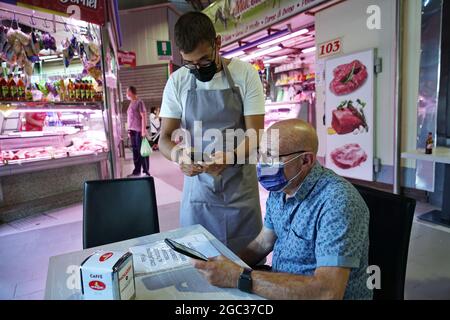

{"left": 164, "top": 238, "right": 209, "bottom": 262}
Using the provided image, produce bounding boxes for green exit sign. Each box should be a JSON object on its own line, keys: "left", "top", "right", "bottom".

{"left": 157, "top": 41, "right": 172, "bottom": 60}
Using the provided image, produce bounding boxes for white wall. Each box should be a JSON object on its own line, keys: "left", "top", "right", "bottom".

{"left": 315, "top": 0, "right": 398, "bottom": 172}
{"left": 119, "top": 7, "right": 170, "bottom": 66}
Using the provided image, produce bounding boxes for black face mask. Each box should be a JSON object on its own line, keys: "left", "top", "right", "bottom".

{"left": 190, "top": 61, "right": 217, "bottom": 82}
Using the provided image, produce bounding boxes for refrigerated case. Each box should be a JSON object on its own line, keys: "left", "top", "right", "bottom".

{"left": 0, "top": 102, "right": 109, "bottom": 173}
{"left": 0, "top": 1, "right": 122, "bottom": 222}
{"left": 0, "top": 102, "right": 110, "bottom": 222}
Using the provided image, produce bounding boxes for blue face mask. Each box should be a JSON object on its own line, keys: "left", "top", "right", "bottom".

{"left": 257, "top": 154, "right": 304, "bottom": 192}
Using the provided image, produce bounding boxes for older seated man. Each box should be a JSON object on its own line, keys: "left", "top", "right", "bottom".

{"left": 192, "top": 119, "right": 372, "bottom": 300}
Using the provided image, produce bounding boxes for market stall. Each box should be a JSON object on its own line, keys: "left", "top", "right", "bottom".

{"left": 204, "top": 0, "right": 327, "bottom": 130}
{"left": 203, "top": 0, "right": 397, "bottom": 186}
{"left": 0, "top": 0, "right": 122, "bottom": 222}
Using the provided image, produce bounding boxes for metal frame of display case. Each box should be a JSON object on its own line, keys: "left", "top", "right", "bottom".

{"left": 0, "top": 152, "right": 109, "bottom": 177}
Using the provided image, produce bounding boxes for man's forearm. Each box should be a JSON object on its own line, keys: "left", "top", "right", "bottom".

{"left": 141, "top": 113, "right": 147, "bottom": 133}
{"left": 249, "top": 271, "right": 337, "bottom": 300}
{"left": 239, "top": 240, "right": 271, "bottom": 267}
{"left": 159, "top": 134, "right": 178, "bottom": 161}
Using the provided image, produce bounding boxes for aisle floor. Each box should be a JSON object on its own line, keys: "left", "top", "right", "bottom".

{"left": 0, "top": 151, "right": 449, "bottom": 300}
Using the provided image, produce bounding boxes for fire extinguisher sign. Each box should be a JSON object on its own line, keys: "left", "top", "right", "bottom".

{"left": 318, "top": 38, "right": 343, "bottom": 59}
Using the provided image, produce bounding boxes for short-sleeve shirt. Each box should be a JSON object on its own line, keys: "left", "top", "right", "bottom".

{"left": 160, "top": 58, "right": 265, "bottom": 119}
{"left": 127, "top": 99, "right": 146, "bottom": 132}
{"left": 150, "top": 113, "right": 160, "bottom": 133}
{"left": 264, "top": 163, "right": 373, "bottom": 300}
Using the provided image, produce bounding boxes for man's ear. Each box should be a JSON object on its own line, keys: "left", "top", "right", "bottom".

{"left": 304, "top": 153, "right": 315, "bottom": 166}
{"left": 216, "top": 35, "right": 222, "bottom": 50}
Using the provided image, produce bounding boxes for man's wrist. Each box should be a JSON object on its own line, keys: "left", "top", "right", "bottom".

{"left": 234, "top": 267, "right": 244, "bottom": 288}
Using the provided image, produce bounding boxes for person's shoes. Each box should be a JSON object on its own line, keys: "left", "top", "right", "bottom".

{"left": 127, "top": 173, "right": 141, "bottom": 178}
{"left": 143, "top": 172, "right": 151, "bottom": 177}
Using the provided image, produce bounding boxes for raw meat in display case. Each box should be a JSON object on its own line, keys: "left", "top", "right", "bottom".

{"left": 0, "top": 139, "right": 108, "bottom": 164}
{"left": 330, "top": 143, "right": 368, "bottom": 169}
{"left": 330, "top": 60, "right": 368, "bottom": 96}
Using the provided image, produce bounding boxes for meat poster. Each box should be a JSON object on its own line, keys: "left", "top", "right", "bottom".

{"left": 325, "top": 49, "right": 374, "bottom": 181}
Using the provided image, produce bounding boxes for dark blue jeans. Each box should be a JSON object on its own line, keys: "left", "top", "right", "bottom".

{"left": 129, "top": 130, "right": 149, "bottom": 175}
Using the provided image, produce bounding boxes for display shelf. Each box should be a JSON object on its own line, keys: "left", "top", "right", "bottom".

{"left": 402, "top": 147, "right": 450, "bottom": 227}
{"left": 401, "top": 147, "right": 450, "bottom": 165}
{"left": 265, "top": 101, "right": 299, "bottom": 110}
{"left": 0, "top": 152, "right": 109, "bottom": 177}
{"left": 265, "top": 101, "right": 300, "bottom": 106}
{"left": 0, "top": 101, "right": 104, "bottom": 111}
{"left": 275, "top": 79, "right": 315, "bottom": 88}
{"left": 275, "top": 82, "right": 304, "bottom": 87}
{"left": 274, "top": 67, "right": 305, "bottom": 74}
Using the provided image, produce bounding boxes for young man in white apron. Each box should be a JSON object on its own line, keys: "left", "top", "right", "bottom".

{"left": 159, "top": 12, "right": 265, "bottom": 254}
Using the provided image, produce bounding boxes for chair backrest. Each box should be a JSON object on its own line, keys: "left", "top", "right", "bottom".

{"left": 353, "top": 184, "right": 416, "bottom": 300}
{"left": 83, "top": 177, "right": 160, "bottom": 249}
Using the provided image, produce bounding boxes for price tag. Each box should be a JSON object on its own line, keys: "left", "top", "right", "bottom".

{"left": 318, "top": 38, "right": 343, "bottom": 59}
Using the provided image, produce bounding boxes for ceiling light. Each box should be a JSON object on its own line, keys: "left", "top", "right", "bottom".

{"left": 223, "top": 50, "right": 245, "bottom": 59}
{"left": 258, "top": 28, "right": 309, "bottom": 48}
{"left": 39, "top": 55, "right": 60, "bottom": 61}
{"left": 241, "top": 46, "right": 283, "bottom": 62}
{"left": 302, "top": 47, "right": 316, "bottom": 54}
{"left": 43, "top": 58, "right": 64, "bottom": 63}
{"left": 220, "top": 29, "right": 289, "bottom": 57}
{"left": 263, "top": 55, "right": 289, "bottom": 64}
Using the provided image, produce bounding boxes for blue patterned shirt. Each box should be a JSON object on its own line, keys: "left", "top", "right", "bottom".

{"left": 264, "top": 163, "right": 373, "bottom": 300}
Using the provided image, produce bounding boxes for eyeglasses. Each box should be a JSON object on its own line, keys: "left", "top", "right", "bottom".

{"left": 258, "top": 150, "right": 308, "bottom": 166}
{"left": 182, "top": 45, "right": 217, "bottom": 70}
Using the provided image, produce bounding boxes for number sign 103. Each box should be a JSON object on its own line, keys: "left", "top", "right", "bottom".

{"left": 318, "top": 38, "right": 342, "bottom": 59}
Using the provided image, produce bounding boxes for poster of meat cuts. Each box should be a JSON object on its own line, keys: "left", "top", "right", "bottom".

{"left": 325, "top": 49, "right": 374, "bottom": 181}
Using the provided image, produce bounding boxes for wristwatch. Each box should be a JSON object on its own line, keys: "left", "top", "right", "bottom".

{"left": 237, "top": 268, "right": 253, "bottom": 293}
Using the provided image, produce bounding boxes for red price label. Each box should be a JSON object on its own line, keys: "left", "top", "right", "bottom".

{"left": 318, "top": 38, "right": 342, "bottom": 59}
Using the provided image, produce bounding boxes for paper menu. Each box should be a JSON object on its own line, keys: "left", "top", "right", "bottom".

{"left": 129, "top": 233, "right": 220, "bottom": 275}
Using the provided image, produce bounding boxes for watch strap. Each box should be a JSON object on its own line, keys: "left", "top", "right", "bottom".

{"left": 238, "top": 268, "right": 253, "bottom": 293}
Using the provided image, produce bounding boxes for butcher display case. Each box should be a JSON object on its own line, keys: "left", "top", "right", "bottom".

{"left": 0, "top": 0, "right": 125, "bottom": 223}
{"left": 0, "top": 101, "right": 111, "bottom": 222}
{"left": 0, "top": 101, "right": 109, "bottom": 174}
{"left": 264, "top": 98, "right": 316, "bottom": 129}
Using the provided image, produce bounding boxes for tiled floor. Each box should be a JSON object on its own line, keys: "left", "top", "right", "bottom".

{"left": 0, "top": 151, "right": 449, "bottom": 300}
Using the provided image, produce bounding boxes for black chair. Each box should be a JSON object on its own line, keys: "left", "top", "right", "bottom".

{"left": 354, "top": 184, "right": 416, "bottom": 300}
{"left": 83, "top": 177, "right": 160, "bottom": 249}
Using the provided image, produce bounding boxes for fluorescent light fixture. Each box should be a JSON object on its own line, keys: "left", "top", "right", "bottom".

{"left": 258, "top": 28, "right": 309, "bottom": 48}
{"left": 43, "top": 58, "right": 64, "bottom": 63}
{"left": 302, "top": 47, "right": 316, "bottom": 53}
{"left": 241, "top": 46, "right": 283, "bottom": 62}
{"left": 21, "top": 109, "right": 94, "bottom": 113}
{"left": 223, "top": 50, "right": 245, "bottom": 59}
{"left": 263, "top": 55, "right": 289, "bottom": 64}
{"left": 39, "top": 55, "right": 60, "bottom": 61}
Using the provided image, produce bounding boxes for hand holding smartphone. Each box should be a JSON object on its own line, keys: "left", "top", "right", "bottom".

{"left": 165, "top": 238, "right": 208, "bottom": 261}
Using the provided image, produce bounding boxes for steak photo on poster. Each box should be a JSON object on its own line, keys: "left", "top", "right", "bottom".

{"left": 330, "top": 60, "right": 368, "bottom": 96}
{"left": 331, "top": 99, "right": 369, "bottom": 135}
{"left": 330, "top": 143, "right": 368, "bottom": 169}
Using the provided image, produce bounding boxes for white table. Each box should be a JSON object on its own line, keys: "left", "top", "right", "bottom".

{"left": 45, "top": 225, "right": 264, "bottom": 300}
{"left": 401, "top": 147, "right": 450, "bottom": 227}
